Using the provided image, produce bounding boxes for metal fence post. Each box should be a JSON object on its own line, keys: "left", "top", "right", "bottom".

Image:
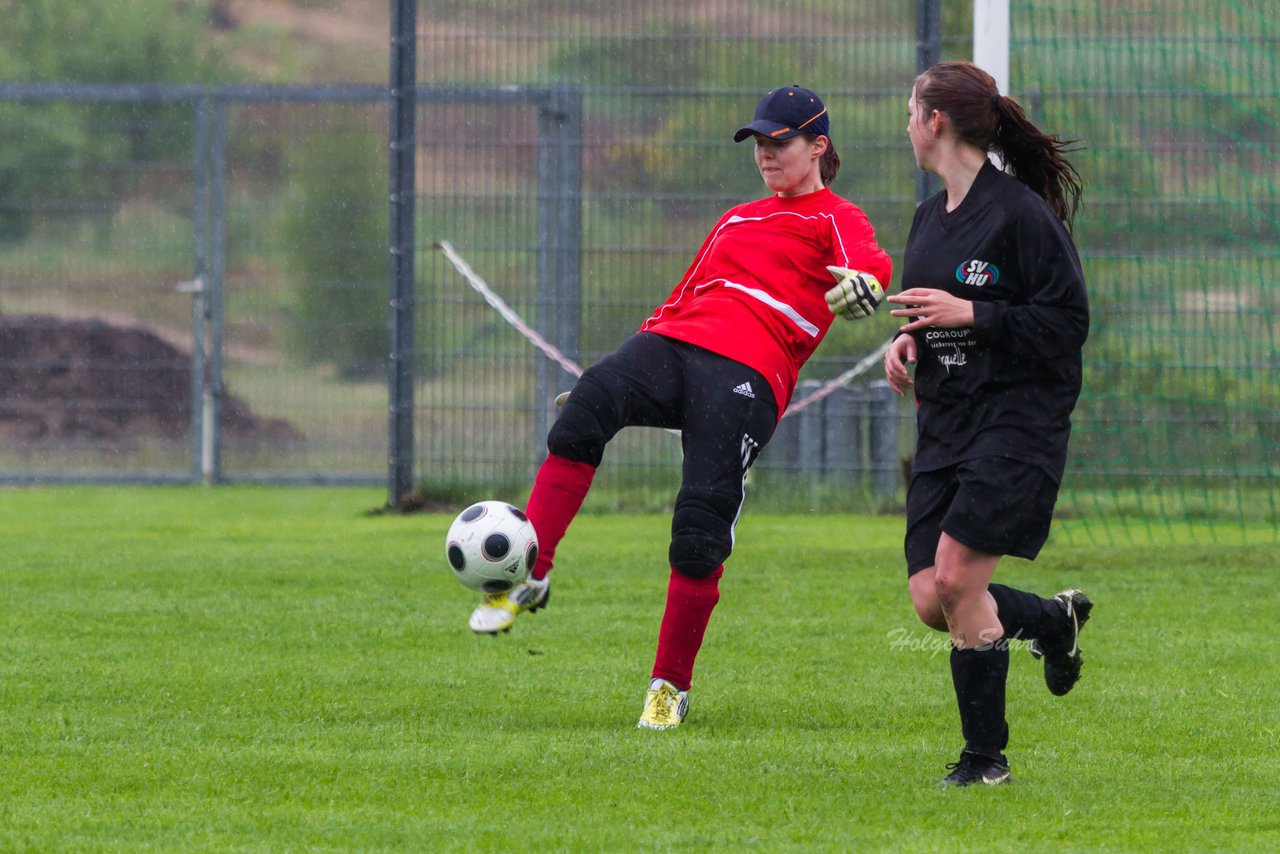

{"left": 185, "top": 95, "right": 227, "bottom": 487}
{"left": 869, "top": 380, "right": 898, "bottom": 497}
{"left": 916, "top": 0, "right": 942, "bottom": 202}
{"left": 552, "top": 87, "right": 582, "bottom": 401}
{"left": 822, "top": 385, "right": 860, "bottom": 477}
{"left": 534, "top": 87, "right": 583, "bottom": 464}
{"left": 205, "top": 98, "right": 228, "bottom": 486}
{"left": 795, "top": 380, "right": 825, "bottom": 474}
{"left": 188, "top": 98, "right": 210, "bottom": 484}
{"left": 534, "top": 101, "right": 553, "bottom": 456}
{"left": 387, "top": 0, "right": 418, "bottom": 504}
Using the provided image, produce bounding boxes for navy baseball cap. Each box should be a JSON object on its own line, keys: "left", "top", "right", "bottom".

{"left": 733, "top": 85, "right": 829, "bottom": 142}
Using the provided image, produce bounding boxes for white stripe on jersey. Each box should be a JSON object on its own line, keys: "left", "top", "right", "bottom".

{"left": 725, "top": 210, "right": 859, "bottom": 269}
{"left": 647, "top": 208, "right": 856, "bottom": 329}
{"left": 723, "top": 282, "right": 821, "bottom": 337}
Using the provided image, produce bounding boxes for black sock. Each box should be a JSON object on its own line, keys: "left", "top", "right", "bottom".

{"left": 988, "top": 583, "right": 1062, "bottom": 645}
{"left": 950, "top": 644, "right": 1010, "bottom": 759}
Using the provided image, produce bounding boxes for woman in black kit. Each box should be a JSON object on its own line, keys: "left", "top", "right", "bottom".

{"left": 883, "top": 60, "right": 1092, "bottom": 787}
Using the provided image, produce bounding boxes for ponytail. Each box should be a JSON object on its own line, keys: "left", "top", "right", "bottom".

{"left": 992, "top": 94, "right": 1083, "bottom": 232}
{"left": 820, "top": 139, "right": 841, "bottom": 187}
{"left": 916, "top": 61, "right": 1083, "bottom": 232}
{"left": 805, "top": 134, "right": 841, "bottom": 187}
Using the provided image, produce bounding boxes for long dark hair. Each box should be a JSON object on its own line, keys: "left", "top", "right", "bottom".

{"left": 914, "top": 60, "right": 1083, "bottom": 231}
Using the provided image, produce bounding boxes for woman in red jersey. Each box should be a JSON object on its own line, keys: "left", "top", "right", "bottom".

{"left": 469, "top": 85, "right": 893, "bottom": 730}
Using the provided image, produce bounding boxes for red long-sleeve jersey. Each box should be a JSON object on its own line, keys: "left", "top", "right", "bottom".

{"left": 641, "top": 187, "right": 892, "bottom": 414}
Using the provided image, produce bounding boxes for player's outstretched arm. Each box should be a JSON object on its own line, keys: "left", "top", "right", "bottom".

{"left": 825, "top": 266, "right": 884, "bottom": 321}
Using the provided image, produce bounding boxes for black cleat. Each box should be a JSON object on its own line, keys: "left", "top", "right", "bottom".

{"left": 940, "top": 750, "right": 1012, "bottom": 787}
{"left": 1030, "top": 589, "right": 1093, "bottom": 696}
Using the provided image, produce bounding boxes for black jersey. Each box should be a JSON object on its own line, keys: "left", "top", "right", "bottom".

{"left": 902, "top": 160, "right": 1088, "bottom": 483}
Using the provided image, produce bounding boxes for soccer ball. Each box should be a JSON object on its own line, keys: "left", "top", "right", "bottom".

{"left": 444, "top": 500, "right": 538, "bottom": 594}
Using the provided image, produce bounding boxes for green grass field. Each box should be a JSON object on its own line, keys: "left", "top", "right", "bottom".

{"left": 2, "top": 486, "right": 1277, "bottom": 851}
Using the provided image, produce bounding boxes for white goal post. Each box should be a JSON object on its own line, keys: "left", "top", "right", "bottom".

{"left": 973, "top": 0, "right": 1010, "bottom": 168}
{"left": 973, "top": 0, "right": 1010, "bottom": 95}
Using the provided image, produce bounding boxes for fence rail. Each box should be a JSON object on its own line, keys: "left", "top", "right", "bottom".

{"left": 2, "top": 0, "right": 1276, "bottom": 536}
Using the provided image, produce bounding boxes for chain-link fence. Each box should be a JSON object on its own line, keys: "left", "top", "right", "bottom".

{"left": 1010, "top": 1, "right": 1279, "bottom": 534}
{"left": 0, "top": 84, "right": 392, "bottom": 484}
{"left": 409, "top": 0, "right": 1279, "bottom": 533}
{"left": 3, "top": 2, "right": 1277, "bottom": 536}
{"left": 411, "top": 1, "right": 925, "bottom": 511}
{"left": 2, "top": 4, "right": 927, "bottom": 504}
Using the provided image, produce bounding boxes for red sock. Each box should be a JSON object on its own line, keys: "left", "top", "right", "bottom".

{"left": 651, "top": 565, "right": 723, "bottom": 691}
{"left": 524, "top": 453, "right": 595, "bottom": 580}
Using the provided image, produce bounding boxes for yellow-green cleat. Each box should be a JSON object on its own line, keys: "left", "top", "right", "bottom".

{"left": 636, "top": 678, "right": 689, "bottom": 730}
{"left": 468, "top": 576, "right": 550, "bottom": 635}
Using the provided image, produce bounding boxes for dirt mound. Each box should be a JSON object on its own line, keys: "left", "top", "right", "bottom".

{"left": 0, "top": 315, "right": 300, "bottom": 446}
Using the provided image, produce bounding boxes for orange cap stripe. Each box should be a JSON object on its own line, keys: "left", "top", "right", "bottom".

{"left": 795, "top": 108, "right": 827, "bottom": 131}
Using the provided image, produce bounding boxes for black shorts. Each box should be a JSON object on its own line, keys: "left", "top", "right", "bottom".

{"left": 548, "top": 332, "right": 780, "bottom": 576}
{"left": 904, "top": 457, "right": 1061, "bottom": 576}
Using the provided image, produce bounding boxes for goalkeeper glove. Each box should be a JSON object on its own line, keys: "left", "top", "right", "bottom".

{"left": 824, "top": 266, "right": 884, "bottom": 320}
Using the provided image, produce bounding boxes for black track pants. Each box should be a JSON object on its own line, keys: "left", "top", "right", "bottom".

{"left": 547, "top": 332, "right": 778, "bottom": 577}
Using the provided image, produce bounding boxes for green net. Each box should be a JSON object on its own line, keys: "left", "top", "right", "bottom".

{"left": 1012, "top": 1, "right": 1280, "bottom": 541}
{"left": 412, "top": 1, "right": 1279, "bottom": 531}
{"left": 416, "top": 1, "right": 921, "bottom": 505}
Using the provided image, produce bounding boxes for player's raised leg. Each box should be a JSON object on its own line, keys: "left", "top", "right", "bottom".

{"left": 468, "top": 452, "right": 593, "bottom": 635}
{"left": 470, "top": 335, "right": 676, "bottom": 635}
{"left": 1028, "top": 588, "right": 1093, "bottom": 695}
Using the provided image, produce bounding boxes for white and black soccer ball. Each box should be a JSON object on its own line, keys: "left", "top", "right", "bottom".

{"left": 444, "top": 500, "right": 538, "bottom": 594}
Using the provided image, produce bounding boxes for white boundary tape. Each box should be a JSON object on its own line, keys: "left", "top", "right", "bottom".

{"left": 436, "top": 240, "right": 891, "bottom": 422}
{"left": 782, "top": 337, "right": 892, "bottom": 417}
{"left": 437, "top": 241, "right": 585, "bottom": 378}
